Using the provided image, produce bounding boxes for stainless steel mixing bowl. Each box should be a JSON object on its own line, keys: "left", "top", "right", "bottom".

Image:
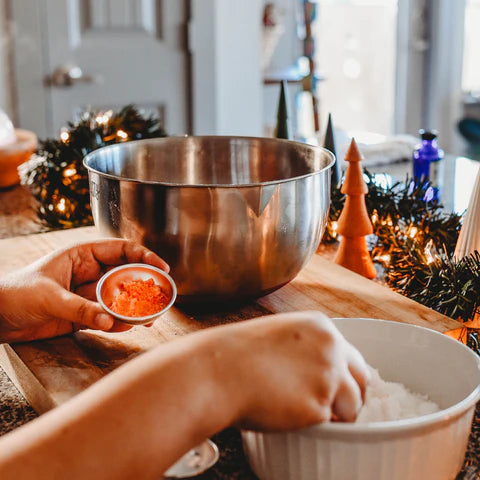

{"left": 84, "top": 136, "right": 334, "bottom": 303}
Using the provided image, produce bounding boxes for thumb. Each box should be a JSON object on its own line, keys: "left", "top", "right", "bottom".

{"left": 53, "top": 289, "right": 115, "bottom": 331}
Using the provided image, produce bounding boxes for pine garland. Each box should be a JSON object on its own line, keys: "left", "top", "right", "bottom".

{"left": 19, "top": 105, "right": 167, "bottom": 228}
{"left": 326, "top": 171, "right": 479, "bottom": 353}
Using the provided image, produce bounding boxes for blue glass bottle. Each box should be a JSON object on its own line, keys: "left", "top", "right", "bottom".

{"left": 412, "top": 130, "right": 444, "bottom": 199}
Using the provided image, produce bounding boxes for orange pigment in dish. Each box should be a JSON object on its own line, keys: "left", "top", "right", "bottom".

{"left": 109, "top": 278, "right": 169, "bottom": 317}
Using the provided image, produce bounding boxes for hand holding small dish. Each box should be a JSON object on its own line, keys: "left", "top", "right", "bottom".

{"left": 96, "top": 263, "right": 177, "bottom": 325}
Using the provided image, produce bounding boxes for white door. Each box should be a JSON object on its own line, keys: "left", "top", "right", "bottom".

{"left": 12, "top": 0, "right": 189, "bottom": 138}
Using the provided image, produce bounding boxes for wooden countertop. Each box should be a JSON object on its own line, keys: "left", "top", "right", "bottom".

{"left": 0, "top": 226, "right": 463, "bottom": 415}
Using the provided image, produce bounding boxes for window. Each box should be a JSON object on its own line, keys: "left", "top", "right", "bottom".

{"left": 462, "top": 0, "right": 480, "bottom": 93}
{"left": 314, "top": 0, "right": 398, "bottom": 136}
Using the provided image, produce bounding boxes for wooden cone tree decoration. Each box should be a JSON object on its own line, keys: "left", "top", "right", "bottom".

{"left": 334, "top": 138, "right": 376, "bottom": 279}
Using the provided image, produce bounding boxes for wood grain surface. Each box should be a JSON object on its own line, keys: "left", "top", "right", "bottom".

{"left": 0, "top": 227, "right": 463, "bottom": 414}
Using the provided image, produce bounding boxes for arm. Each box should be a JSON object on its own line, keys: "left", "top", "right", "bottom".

{"left": 0, "top": 312, "right": 369, "bottom": 480}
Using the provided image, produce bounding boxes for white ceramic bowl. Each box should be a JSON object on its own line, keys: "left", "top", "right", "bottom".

{"left": 242, "top": 318, "right": 480, "bottom": 480}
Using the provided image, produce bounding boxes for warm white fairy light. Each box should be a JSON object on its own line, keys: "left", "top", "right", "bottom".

{"left": 95, "top": 110, "right": 112, "bottom": 126}
{"left": 424, "top": 239, "right": 436, "bottom": 264}
{"left": 117, "top": 129, "right": 128, "bottom": 140}
{"left": 329, "top": 220, "right": 338, "bottom": 238}
{"left": 377, "top": 254, "right": 391, "bottom": 264}
{"left": 64, "top": 168, "right": 77, "bottom": 177}
{"left": 60, "top": 130, "right": 70, "bottom": 142}
{"left": 408, "top": 226, "right": 418, "bottom": 239}
{"left": 95, "top": 114, "right": 108, "bottom": 125}
{"left": 56, "top": 198, "right": 66, "bottom": 212}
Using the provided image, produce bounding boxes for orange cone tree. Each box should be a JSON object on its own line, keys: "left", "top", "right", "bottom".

{"left": 334, "top": 138, "right": 376, "bottom": 279}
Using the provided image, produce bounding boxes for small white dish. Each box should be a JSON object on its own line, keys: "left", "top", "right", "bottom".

{"left": 96, "top": 263, "right": 177, "bottom": 325}
{"left": 163, "top": 439, "right": 220, "bottom": 478}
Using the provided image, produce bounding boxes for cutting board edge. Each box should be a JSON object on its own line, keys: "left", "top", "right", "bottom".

{"left": 0, "top": 344, "right": 57, "bottom": 414}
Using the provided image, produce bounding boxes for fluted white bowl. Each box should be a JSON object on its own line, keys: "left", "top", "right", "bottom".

{"left": 242, "top": 318, "right": 480, "bottom": 480}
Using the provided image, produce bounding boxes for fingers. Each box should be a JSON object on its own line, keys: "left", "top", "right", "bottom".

{"left": 75, "top": 283, "right": 97, "bottom": 301}
{"left": 67, "top": 240, "right": 170, "bottom": 287}
{"left": 52, "top": 288, "right": 115, "bottom": 331}
{"left": 347, "top": 346, "right": 370, "bottom": 402}
{"left": 330, "top": 342, "right": 370, "bottom": 422}
{"left": 108, "top": 321, "right": 133, "bottom": 333}
{"left": 89, "top": 239, "right": 170, "bottom": 272}
{"left": 332, "top": 372, "right": 364, "bottom": 422}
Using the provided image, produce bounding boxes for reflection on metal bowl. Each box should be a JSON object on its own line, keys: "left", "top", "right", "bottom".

{"left": 84, "top": 136, "right": 334, "bottom": 303}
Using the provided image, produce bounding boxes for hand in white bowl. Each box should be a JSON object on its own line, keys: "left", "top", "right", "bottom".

{"left": 212, "top": 311, "right": 370, "bottom": 429}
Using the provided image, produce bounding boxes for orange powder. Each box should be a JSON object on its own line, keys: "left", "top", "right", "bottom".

{"left": 109, "top": 278, "right": 169, "bottom": 317}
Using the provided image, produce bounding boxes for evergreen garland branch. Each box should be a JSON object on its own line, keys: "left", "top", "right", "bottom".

{"left": 326, "top": 170, "right": 479, "bottom": 354}
{"left": 19, "top": 105, "right": 167, "bottom": 229}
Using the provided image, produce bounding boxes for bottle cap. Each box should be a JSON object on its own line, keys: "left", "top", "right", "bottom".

{"left": 419, "top": 129, "right": 438, "bottom": 141}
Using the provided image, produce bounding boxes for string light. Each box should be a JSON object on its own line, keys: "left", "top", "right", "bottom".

{"left": 376, "top": 253, "right": 391, "bottom": 264}
{"left": 117, "top": 129, "right": 128, "bottom": 140}
{"left": 64, "top": 168, "right": 77, "bottom": 177}
{"left": 60, "top": 130, "right": 70, "bottom": 143}
{"left": 95, "top": 114, "right": 108, "bottom": 125}
{"left": 56, "top": 198, "right": 66, "bottom": 213}
{"left": 424, "top": 239, "right": 436, "bottom": 264}
{"left": 407, "top": 225, "right": 418, "bottom": 239}
{"left": 95, "top": 110, "right": 112, "bottom": 126}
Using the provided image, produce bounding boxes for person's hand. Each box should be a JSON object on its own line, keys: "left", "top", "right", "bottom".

{"left": 0, "top": 239, "right": 169, "bottom": 343}
{"left": 201, "top": 311, "right": 370, "bottom": 428}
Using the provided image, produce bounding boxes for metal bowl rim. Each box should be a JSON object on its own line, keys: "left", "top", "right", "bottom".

{"left": 83, "top": 135, "right": 336, "bottom": 188}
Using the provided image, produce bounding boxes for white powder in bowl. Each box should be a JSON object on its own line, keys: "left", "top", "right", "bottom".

{"left": 355, "top": 368, "right": 441, "bottom": 423}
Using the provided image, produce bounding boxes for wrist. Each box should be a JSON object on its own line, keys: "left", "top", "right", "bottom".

{"left": 193, "top": 325, "right": 253, "bottom": 428}
{"left": 175, "top": 329, "right": 245, "bottom": 436}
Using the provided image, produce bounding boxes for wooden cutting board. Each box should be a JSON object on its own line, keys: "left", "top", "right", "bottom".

{"left": 0, "top": 226, "right": 463, "bottom": 414}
